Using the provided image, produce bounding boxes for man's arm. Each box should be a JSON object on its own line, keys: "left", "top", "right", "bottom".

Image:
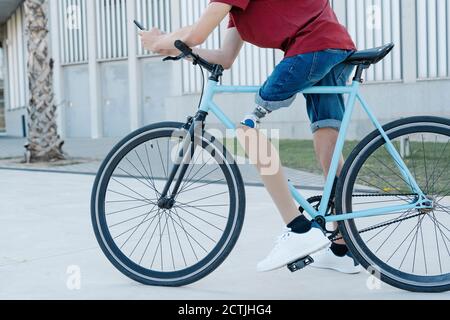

{"left": 141, "top": 2, "right": 232, "bottom": 52}
{"left": 191, "top": 28, "right": 244, "bottom": 69}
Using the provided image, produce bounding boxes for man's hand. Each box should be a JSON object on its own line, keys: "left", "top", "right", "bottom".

{"left": 139, "top": 28, "right": 178, "bottom": 56}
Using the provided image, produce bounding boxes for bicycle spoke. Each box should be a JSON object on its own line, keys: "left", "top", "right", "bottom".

{"left": 144, "top": 143, "right": 160, "bottom": 194}
{"left": 426, "top": 213, "right": 450, "bottom": 241}
{"left": 175, "top": 205, "right": 224, "bottom": 232}
{"left": 373, "top": 154, "right": 411, "bottom": 188}
{"left": 111, "top": 177, "right": 156, "bottom": 206}
{"left": 177, "top": 177, "right": 225, "bottom": 195}
{"left": 434, "top": 214, "right": 450, "bottom": 258}
{"left": 113, "top": 210, "right": 159, "bottom": 241}
{"left": 106, "top": 199, "right": 150, "bottom": 204}
{"left": 110, "top": 206, "right": 159, "bottom": 228}
{"left": 399, "top": 215, "right": 424, "bottom": 270}
{"left": 149, "top": 209, "right": 168, "bottom": 269}
{"left": 353, "top": 197, "right": 412, "bottom": 206}
{"left": 171, "top": 208, "right": 205, "bottom": 256}
{"left": 172, "top": 207, "right": 216, "bottom": 244}
{"left": 421, "top": 135, "right": 430, "bottom": 194}
{"left": 178, "top": 167, "right": 220, "bottom": 195}
{"left": 116, "top": 164, "right": 153, "bottom": 191}
{"left": 356, "top": 176, "right": 412, "bottom": 203}
{"left": 181, "top": 191, "right": 229, "bottom": 206}
{"left": 177, "top": 146, "right": 202, "bottom": 194}
{"left": 166, "top": 138, "right": 170, "bottom": 182}
{"left": 428, "top": 139, "right": 450, "bottom": 196}
{"left": 386, "top": 214, "right": 425, "bottom": 264}
{"left": 107, "top": 202, "right": 154, "bottom": 216}
{"left": 366, "top": 210, "right": 413, "bottom": 243}
{"left": 375, "top": 214, "right": 408, "bottom": 253}
{"left": 107, "top": 189, "right": 154, "bottom": 205}
{"left": 427, "top": 136, "right": 440, "bottom": 195}
{"left": 177, "top": 160, "right": 211, "bottom": 195}
{"left": 125, "top": 156, "right": 160, "bottom": 197}
{"left": 419, "top": 218, "right": 428, "bottom": 274}
{"left": 117, "top": 208, "right": 159, "bottom": 251}
{"left": 431, "top": 212, "right": 443, "bottom": 274}
{"left": 165, "top": 211, "right": 176, "bottom": 270}
{"left": 131, "top": 209, "right": 161, "bottom": 258}
{"left": 156, "top": 140, "right": 168, "bottom": 178}
{"left": 175, "top": 201, "right": 228, "bottom": 219}
{"left": 169, "top": 210, "right": 188, "bottom": 267}
{"left": 134, "top": 149, "right": 160, "bottom": 198}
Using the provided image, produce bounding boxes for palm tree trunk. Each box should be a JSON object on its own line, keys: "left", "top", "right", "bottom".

{"left": 24, "top": 0, "right": 65, "bottom": 162}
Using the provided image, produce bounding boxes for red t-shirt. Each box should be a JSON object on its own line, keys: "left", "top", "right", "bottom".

{"left": 210, "top": 0, "right": 356, "bottom": 57}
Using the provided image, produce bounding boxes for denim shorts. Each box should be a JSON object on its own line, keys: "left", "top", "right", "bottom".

{"left": 256, "top": 49, "right": 355, "bottom": 133}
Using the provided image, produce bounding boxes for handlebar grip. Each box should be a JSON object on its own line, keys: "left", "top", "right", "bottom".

{"left": 174, "top": 40, "right": 192, "bottom": 55}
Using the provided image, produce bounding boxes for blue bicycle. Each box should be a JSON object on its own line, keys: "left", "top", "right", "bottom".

{"left": 91, "top": 41, "right": 450, "bottom": 292}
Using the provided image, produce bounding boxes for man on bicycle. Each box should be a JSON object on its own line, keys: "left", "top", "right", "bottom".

{"left": 140, "top": 0, "right": 361, "bottom": 274}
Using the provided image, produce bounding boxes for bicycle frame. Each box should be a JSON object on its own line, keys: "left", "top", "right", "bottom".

{"left": 194, "top": 79, "right": 432, "bottom": 223}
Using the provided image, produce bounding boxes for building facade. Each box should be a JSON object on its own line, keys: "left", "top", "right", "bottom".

{"left": 1, "top": 0, "right": 450, "bottom": 139}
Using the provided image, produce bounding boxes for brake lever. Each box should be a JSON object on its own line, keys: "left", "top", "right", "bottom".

{"left": 162, "top": 54, "right": 185, "bottom": 62}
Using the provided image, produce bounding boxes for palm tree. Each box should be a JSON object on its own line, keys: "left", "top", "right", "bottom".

{"left": 23, "top": 0, "right": 64, "bottom": 162}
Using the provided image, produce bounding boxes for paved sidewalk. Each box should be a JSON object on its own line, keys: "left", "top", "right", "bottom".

{"left": 1, "top": 169, "right": 447, "bottom": 300}
{"left": 0, "top": 136, "right": 326, "bottom": 190}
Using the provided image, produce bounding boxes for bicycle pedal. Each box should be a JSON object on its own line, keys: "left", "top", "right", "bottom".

{"left": 287, "top": 256, "right": 314, "bottom": 273}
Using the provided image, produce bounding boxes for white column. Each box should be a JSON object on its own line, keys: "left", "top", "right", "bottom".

{"left": 86, "top": 0, "right": 102, "bottom": 138}
{"left": 169, "top": 0, "right": 183, "bottom": 96}
{"left": 127, "top": 0, "right": 141, "bottom": 131}
{"left": 332, "top": 0, "right": 347, "bottom": 25}
{"left": 3, "top": 21, "right": 13, "bottom": 112}
{"left": 49, "top": 0, "right": 66, "bottom": 139}
{"left": 400, "top": 0, "right": 417, "bottom": 83}
{"left": 3, "top": 27, "right": 11, "bottom": 129}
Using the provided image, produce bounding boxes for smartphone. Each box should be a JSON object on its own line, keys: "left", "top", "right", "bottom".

{"left": 134, "top": 20, "right": 146, "bottom": 31}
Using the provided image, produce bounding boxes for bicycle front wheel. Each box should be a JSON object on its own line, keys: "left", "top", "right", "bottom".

{"left": 336, "top": 116, "right": 450, "bottom": 292}
{"left": 91, "top": 122, "right": 246, "bottom": 287}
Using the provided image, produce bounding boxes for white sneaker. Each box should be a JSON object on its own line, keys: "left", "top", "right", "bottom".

{"left": 310, "top": 247, "right": 362, "bottom": 274}
{"left": 257, "top": 227, "right": 330, "bottom": 272}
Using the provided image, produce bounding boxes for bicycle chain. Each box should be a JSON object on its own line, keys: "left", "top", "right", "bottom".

{"left": 330, "top": 211, "right": 426, "bottom": 242}
{"left": 307, "top": 193, "right": 423, "bottom": 242}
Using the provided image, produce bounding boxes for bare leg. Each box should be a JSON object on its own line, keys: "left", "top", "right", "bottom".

{"left": 236, "top": 126, "right": 299, "bottom": 225}
{"left": 313, "top": 128, "right": 344, "bottom": 177}
{"left": 313, "top": 128, "right": 345, "bottom": 244}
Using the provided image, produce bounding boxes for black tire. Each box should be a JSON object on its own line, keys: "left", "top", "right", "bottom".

{"left": 336, "top": 116, "right": 450, "bottom": 293}
{"left": 91, "top": 122, "right": 246, "bottom": 287}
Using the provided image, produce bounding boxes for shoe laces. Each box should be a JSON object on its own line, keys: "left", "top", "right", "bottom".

{"left": 275, "top": 227, "right": 292, "bottom": 245}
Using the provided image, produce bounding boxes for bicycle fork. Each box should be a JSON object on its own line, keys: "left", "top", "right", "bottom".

{"left": 157, "top": 111, "right": 208, "bottom": 209}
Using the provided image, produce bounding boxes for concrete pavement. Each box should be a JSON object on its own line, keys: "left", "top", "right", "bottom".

{"left": 1, "top": 169, "right": 448, "bottom": 300}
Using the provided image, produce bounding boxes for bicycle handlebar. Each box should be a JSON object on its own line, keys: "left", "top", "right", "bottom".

{"left": 163, "top": 40, "right": 224, "bottom": 79}
{"left": 174, "top": 40, "right": 193, "bottom": 56}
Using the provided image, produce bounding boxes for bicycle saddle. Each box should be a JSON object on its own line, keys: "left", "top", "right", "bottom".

{"left": 345, "top": 43, "right": 395, "bottom": 66}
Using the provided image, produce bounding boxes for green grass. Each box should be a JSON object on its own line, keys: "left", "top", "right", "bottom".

{"left": 278, "top": 139, "right": 359, "bottom": 174}
{"left": 224, "top": 138, "right": 359, "bottom": 174}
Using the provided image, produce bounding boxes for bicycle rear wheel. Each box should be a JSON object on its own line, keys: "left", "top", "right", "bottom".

{"left": 336, "top": 116, "right": 450, "bottom": 292}
{"left": 91, "top": 122, "right": 245, "bottom": 286}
